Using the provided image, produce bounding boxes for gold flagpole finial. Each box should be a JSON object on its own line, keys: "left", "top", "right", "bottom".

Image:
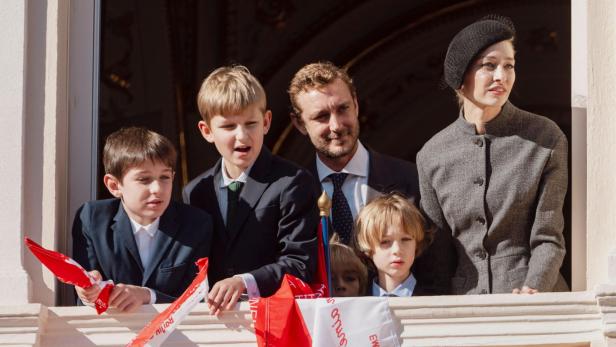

{"left": 318, "top": 191, "right": 331, "bottom": 217}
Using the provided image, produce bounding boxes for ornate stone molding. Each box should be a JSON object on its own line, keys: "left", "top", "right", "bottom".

{"left": 596, "top": 284, "right": 616, "bottom": 342}
{"left": 0, "top": 304, "right": 45, "bottom": 347}
{"left": 0, "top": 292, "right": 606, "bottom": 346}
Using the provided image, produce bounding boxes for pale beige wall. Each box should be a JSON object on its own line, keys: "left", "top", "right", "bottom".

{"left": 0, "top": 0, "right": 33, "bottom": 305}
{"left": 0, "top": 0, "right": 70, "bottom": 306}
{"left": 571, "top": 0, "right": 588, "bottom": 291}
{"left": 22, "top": 0, "right": 70, "bottom": 306}
{"left": 587, "top": 0, "right": 616, "bottom": 288}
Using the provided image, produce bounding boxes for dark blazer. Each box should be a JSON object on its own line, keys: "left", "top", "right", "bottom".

{"left": 182, "top": 148, "right": 319, "bottom": 297}
{"left": 72, "top": 199, "right": 213, "bottom": 304}
{"left": 309, "top": 148, "right": 455, "bottom": 295}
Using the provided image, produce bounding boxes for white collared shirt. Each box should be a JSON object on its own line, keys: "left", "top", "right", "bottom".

{"left": 316, "top": 140, "right": 370, "bottom": 220}
{"left": 128, "top": 216, "right": 159, "bottom": 304}
{"left": 372, "top": 273, "right": 417, "bottom": 297}
{"left": 129, "top": 218, "right": 159, "bottom": 270}
{"left": 216, "top": 159, "right": 260, "bottom": 299}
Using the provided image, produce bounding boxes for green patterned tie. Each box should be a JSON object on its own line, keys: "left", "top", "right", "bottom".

{"left": 226, "top": 181, "right": 244, "bottom": 228}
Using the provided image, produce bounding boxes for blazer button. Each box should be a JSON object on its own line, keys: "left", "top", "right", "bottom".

{"left": 480, "top": 289, "right": 488, "bottom": 294}
{"left": 474, "top": 138, "right": 484, "bottom": 147}
{"left": 476, "top": 250, "right": 487, "bottom": 260}
{"left": 476, "top": 216, "right": 486, "bottom": 225}
{"left": 474, "top": 177, "right": 484, "bottom": 186}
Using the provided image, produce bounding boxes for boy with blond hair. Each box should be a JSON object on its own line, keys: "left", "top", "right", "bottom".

{"left": 356, "top": 193, "right": 429, "bottom": 297}
{"left": 183, "top": 65, "right": 319, "bottom": 314}
{"left": 72, "top": 127, "right": 213, "bottom": 311}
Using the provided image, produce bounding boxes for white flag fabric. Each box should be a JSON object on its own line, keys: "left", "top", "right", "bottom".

{"left": 296, "top": 297, "right": 401, "bottom": 347}
{"left": 127, "top": 258, "right": 209, "bottom": 347}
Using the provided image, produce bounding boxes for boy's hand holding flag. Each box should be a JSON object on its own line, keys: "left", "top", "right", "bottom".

{"left": 127, "top": 258, "right": 209, "bottom": 347}
{"left": 24, "top": 237, "right": 114, "bottom": 314}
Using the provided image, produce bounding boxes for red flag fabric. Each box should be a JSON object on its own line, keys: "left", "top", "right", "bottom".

{"left": 126, "top": 258, "right": 209, "bottom": 347}
{"left": 310, "top": 218, "right": 330, "bottom": 297}
{"left": 253, "top": 274, "right": 314, "bottom": 347}
{"left": 25, "top": 237, "right": 92, "bottom": 287}
{"left": 24, "top": 237, "right": 112, "bottom": 314}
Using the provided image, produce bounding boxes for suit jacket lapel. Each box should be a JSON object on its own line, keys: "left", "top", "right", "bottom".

{"left": 142, "top": 203, "right": 180, "bottom": 285}
{"left": 367, "top": 149, "right": 394, "bottom": 193}
{"left": 308, "top": 156, "right": 318, "bottom": 180}
{"left": 307, "top": 156, "right": 324, "bottom": 197}
{"left": 227, "top": 149, "right": 272, "bottom": 245}
{"left": 211, "top": 162, "right": 227, "bottom": 242}
{"left": 112, "top": 204, "right": 144, "bottom": 273}
{"left": 193, "top": 160, "right": 227, "bottom": 243}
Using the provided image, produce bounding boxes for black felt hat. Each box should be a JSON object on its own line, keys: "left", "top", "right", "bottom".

{"left": 443, "top": 15, "right": 516, "bottom": 90}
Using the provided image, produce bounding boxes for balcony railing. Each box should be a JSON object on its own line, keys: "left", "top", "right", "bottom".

{"left": 4, "top": 286, "right": 616, "bottom": 346}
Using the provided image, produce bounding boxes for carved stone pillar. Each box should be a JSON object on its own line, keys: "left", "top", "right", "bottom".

{"left": 587, "top": 0, "right": 616, "bottom": 290}
{"left": 0, "top": 0, "right": 33, "bottom": 305}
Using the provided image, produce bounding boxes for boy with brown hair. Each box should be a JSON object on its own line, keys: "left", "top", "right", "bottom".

{"left": 183, "top": 65, "right": 319, "bottom": 314}
{"left": 72, "top": 127, "right": 213, "bottom": 312}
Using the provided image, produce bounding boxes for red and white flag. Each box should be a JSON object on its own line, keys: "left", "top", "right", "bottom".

{"left": 24, "top": 237, "right": 113, "bottom": 314}
{"left": 297, "top": 297, "right": 401, "bottom": 347}
{"left": 252, "top": 274, "right": 314, "bottom": 347}
{"left": 252, "top": 275, "right": 400, "bottom": 347}
{"left": 126, "top": 258, "right": 209, "bottom": 347}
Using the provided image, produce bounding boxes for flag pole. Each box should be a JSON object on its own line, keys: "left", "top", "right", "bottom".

{"left": 318, "top": 191, "right": 332, "bottom": 294}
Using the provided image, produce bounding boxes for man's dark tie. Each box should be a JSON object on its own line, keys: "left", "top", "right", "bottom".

{"left": 329, "top": 173, "right": 353, "bottom": 244}
{"left": 226, "top": 181, "right": 244, "bottom": 229}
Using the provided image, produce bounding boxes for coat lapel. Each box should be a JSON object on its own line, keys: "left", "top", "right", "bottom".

{"left": 226, "top": 148, "right": 272, "bottom": 245}
{"left": 193, "top": 160, "right": 227, "bottom": 243}
{"left": 212, "top": 163, "right": 224, "bottom": 225}
{"left": 112, "top": 204, "right": 144, "bottom": 273}
{"left": 142, "top": 203, "right": 180, "bottom": 285}
{"left": 367, "top": 149, "right": 395, "bottom": 193}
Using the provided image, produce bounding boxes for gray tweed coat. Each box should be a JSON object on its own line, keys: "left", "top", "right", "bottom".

{"left": 417, "top": 102, "right": 568, "bottom": 294}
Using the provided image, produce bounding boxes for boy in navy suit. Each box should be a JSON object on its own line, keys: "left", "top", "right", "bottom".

{"left": 183, "top": 65, "right": 318, "bottom": 315}
{"left": 72, "top": 127, "right": 213, "bottom": 312}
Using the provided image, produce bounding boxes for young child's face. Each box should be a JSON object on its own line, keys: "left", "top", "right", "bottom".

{"left": 332, "top": 265, "right": 362, "bottom": 297}
{"left": 372, "top": 224, "right": 417, "bottom": 286}
{"left": 198, "top": 102, "right": 272, "bottom": 179}
{"left": 105, "top": 160, "right": 174, "bottom": 225}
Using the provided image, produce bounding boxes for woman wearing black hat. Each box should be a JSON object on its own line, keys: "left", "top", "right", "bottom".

{"left": 416, "top": 16, "right": 568, "bottom": 295}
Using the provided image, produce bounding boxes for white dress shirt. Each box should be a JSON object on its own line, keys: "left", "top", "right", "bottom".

{"left": 316, "top": 140, "right": 370, "bottom": 220}
{"left": 128, "top": 217, "right": 160, "bottom": 304}
{"left": 215, "top": 159, "right": 260, "bottom": 299}
{"left": 372, "top": 273, "right": 417, "bottom": 297}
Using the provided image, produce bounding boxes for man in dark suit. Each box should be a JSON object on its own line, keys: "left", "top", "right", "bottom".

{"left": 288, "top": 62, "right": 454, "bottom": 295}
{"left": 72, "top": 127, "right": 213, "bottom": 311}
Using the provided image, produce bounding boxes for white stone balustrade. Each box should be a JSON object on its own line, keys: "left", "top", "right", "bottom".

{"left": 0, "top": 290, "right": 613, "bottom": 346}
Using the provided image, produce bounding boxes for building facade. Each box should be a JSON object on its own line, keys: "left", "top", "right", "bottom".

{"left": 0, "top": 0, "right": 615, "bottom": 345}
